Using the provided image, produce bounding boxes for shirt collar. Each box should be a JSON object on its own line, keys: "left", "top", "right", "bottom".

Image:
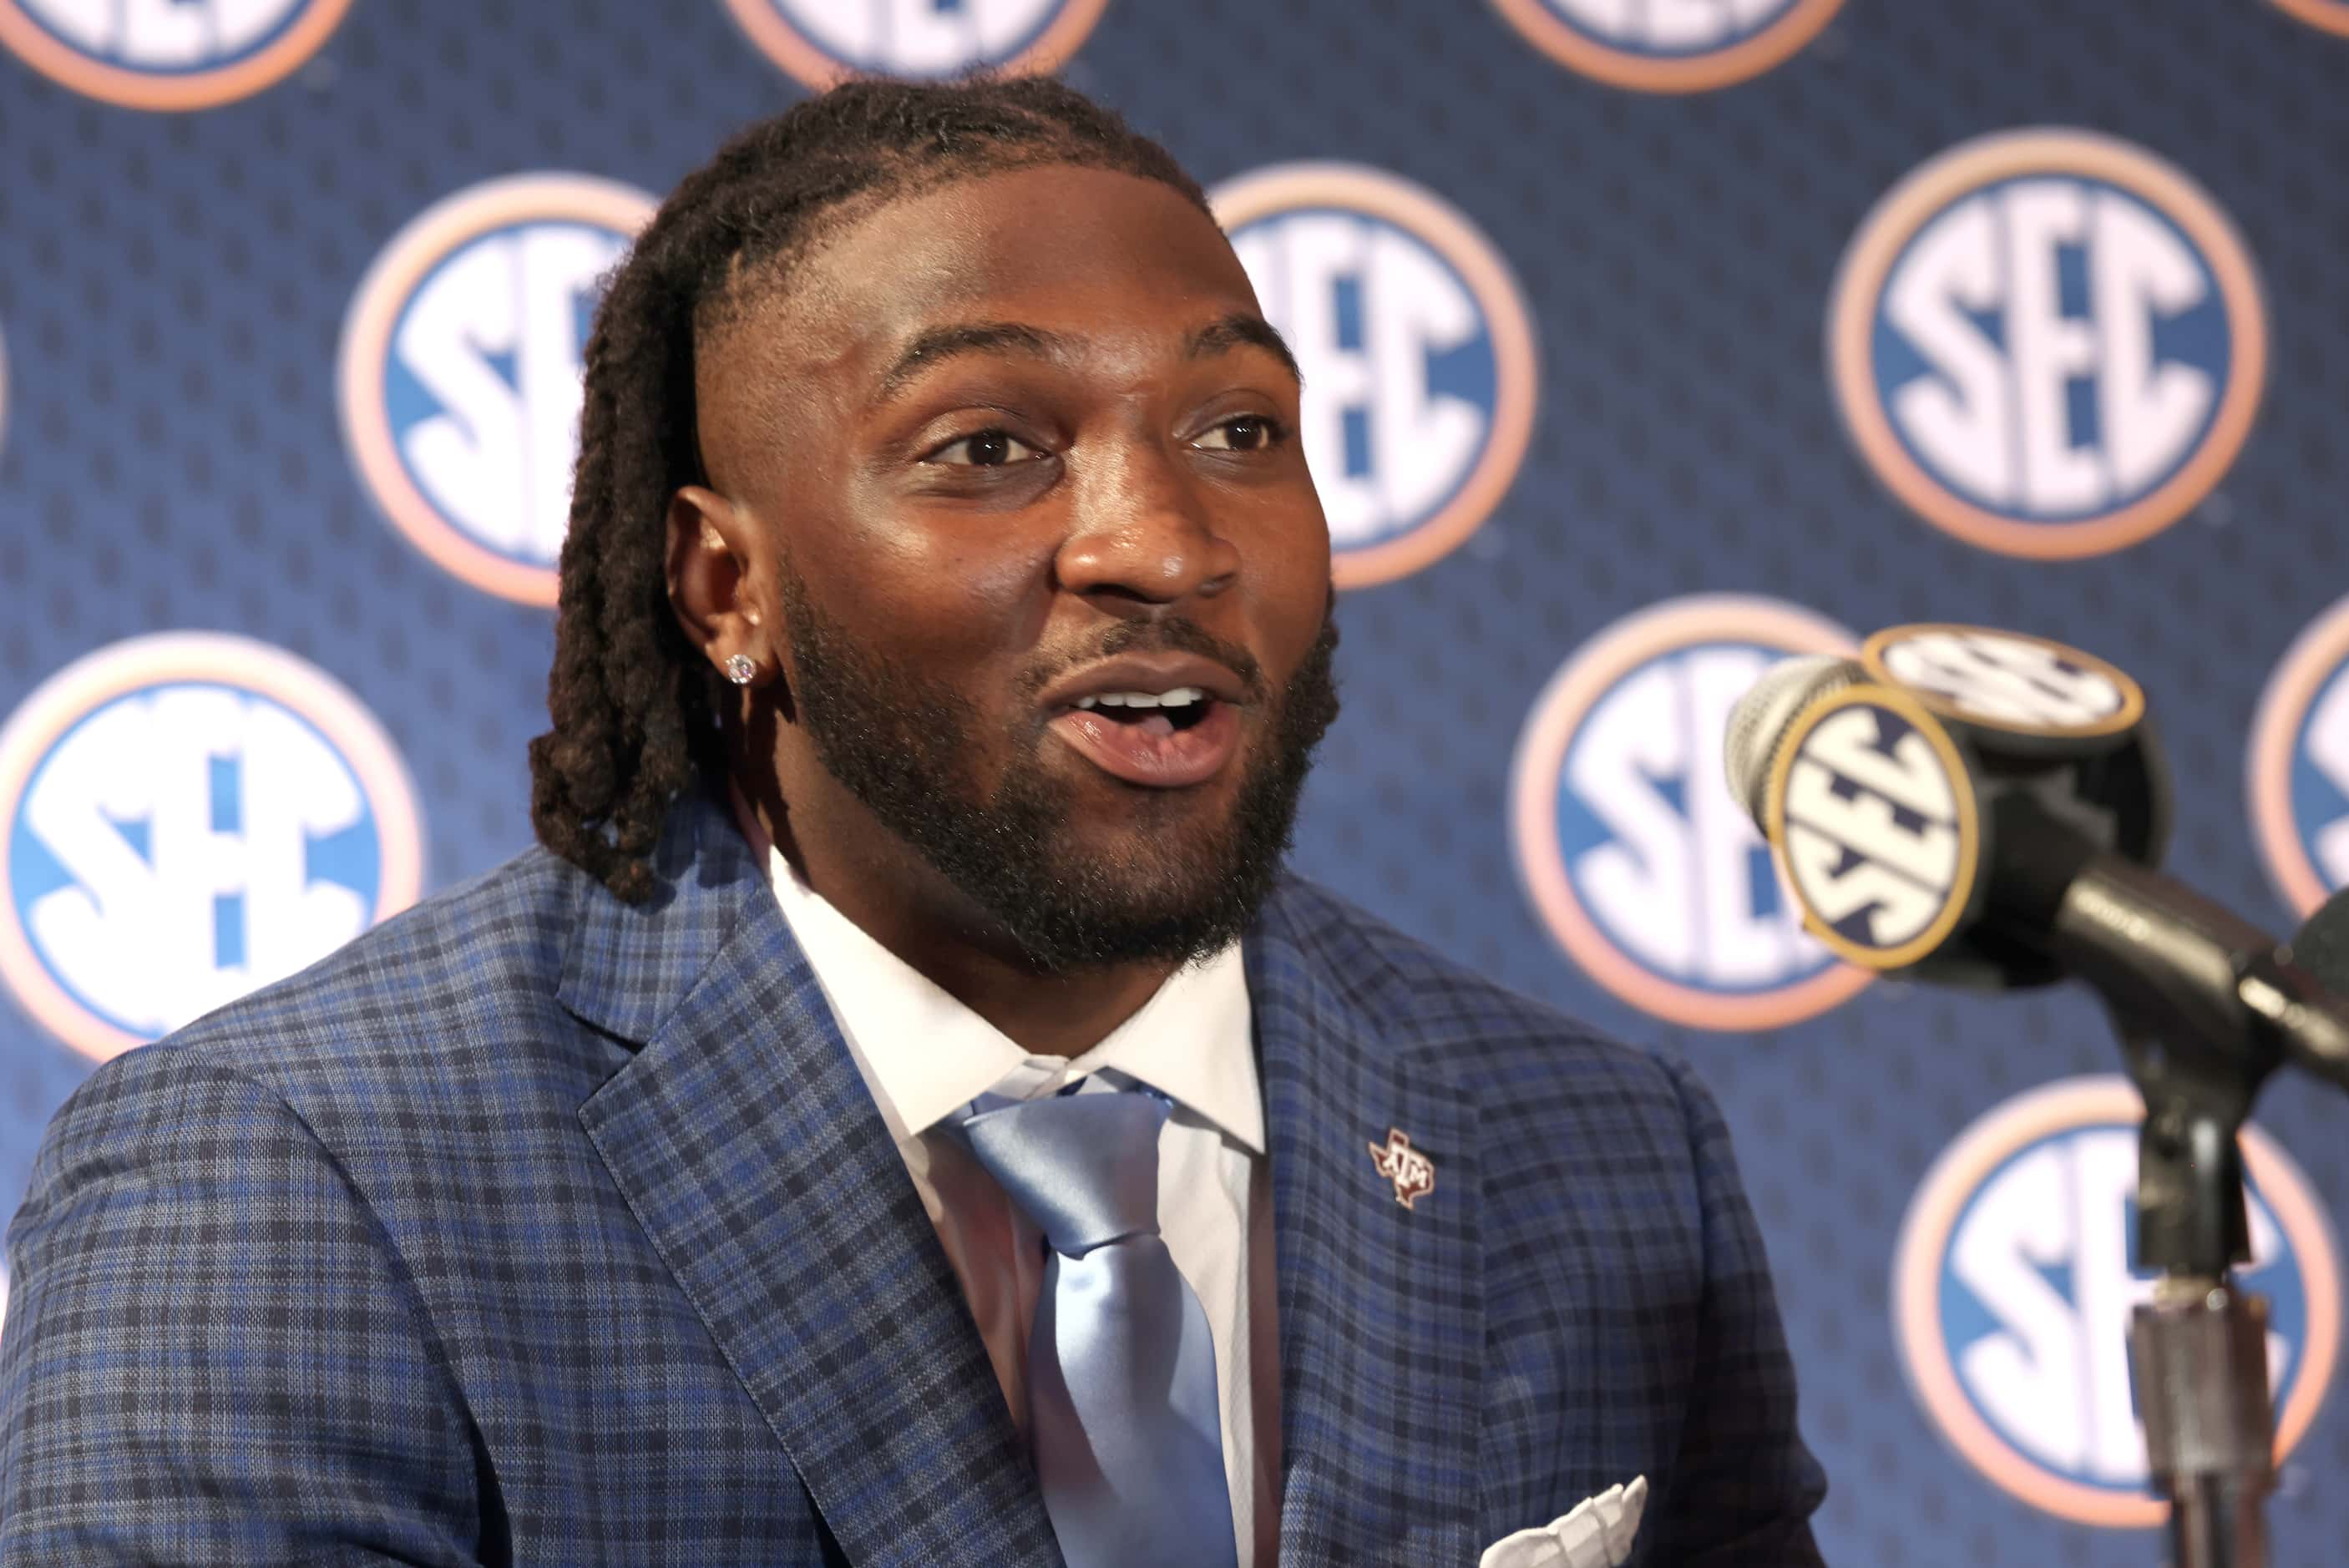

{"left": 1071, "top": 945, "right": 1261, "bottom": 1153}
{"left": 744, "top": 799, "right": 1262, "bottom": 1155}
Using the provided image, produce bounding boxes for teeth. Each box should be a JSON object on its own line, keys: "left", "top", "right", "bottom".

{"left": 1072, "top": 686, "right": 1207, "bottom": 711}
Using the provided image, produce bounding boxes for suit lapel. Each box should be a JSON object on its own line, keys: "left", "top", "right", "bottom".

{"left": 566, "top": 789, "right": 1060, "bottom": 1567}
{"left": 1251, "top": 889, "right": 1485, "bottom": 1567}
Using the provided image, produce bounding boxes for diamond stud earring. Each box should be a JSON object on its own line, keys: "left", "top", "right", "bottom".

{"left": 724, "top": 653, "right": 757, "bottom": 685}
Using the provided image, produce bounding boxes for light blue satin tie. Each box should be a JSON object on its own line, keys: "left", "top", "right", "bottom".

{"left": 959, "top": 1087, "right": 1239, "bottom": 1568}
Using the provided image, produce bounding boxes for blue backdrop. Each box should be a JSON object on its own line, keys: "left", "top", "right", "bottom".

{"left": 4, "top": 1, "right": 2349, "bottom": 1561}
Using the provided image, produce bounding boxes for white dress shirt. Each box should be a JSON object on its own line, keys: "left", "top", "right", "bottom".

{"left": 747, "top": 827, "right": 1280, "bottom": 1566}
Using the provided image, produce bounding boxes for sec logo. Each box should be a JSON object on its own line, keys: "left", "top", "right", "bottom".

{"left": 1510, "top": 595, "right": 1869, "bottom": 1031}
{"left": 0, "top": 0, "right": 350, "bottom": 110}
{"left": 1862, "top": 624, "right": 2145, "bottom": 746}
{"left": 1491, "top": 0, "right": 1845, "bottom": 93}
{"left": 721, "top": 0, "right": 1106, "bottom": 87}
{"left": 1213, "top": 164, "right": 1536, "bottom": 589}
{"left": 0, "top": 633, "right": 424, "bottom": 1063}
{"left": 1828, "top": 129, "right": 2266, "bottom": 560}
{"left": 1894, "top": 1076, "right": 2340, "bottom": 1526}
{"left": 340, "top": 174, "right": 656, "bottom": 608}
{"left": 2249, "top": 595, "right": 2349, "bottom": 918}
{"left": 1766, "top": 684, "right": 1982, "bottom": 971}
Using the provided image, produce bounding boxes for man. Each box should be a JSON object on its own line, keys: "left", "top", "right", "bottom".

{"left": 0, "top": 78, "right": 1825, "bottom": 1565}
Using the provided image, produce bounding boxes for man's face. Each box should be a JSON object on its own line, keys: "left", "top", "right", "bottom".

{"left": 691, "top": 162, "right": 1337, "bottom": 969}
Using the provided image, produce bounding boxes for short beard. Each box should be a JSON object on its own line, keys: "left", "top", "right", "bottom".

{"left": 778, "top": 568, "right": 1339, "bottom": 974}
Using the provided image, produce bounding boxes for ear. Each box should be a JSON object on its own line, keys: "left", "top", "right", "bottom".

{"left": 666, "top": 484, "right": 770, "bottom": 685}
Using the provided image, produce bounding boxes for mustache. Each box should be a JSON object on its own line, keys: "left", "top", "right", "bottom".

{"left": 1021, "top": 615, "right": 1275, "bottom": 706}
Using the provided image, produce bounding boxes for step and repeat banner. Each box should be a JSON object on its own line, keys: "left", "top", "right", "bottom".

{"left": 3, "top": 1, "right": 2347, "bottom": 1561}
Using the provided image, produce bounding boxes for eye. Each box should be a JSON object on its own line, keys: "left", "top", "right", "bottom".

{"left": 929, "top": 428, "right": 1046, "bottom": 467}
{"left": 1194, "top": 415, "right": 1287, "bottom": 453}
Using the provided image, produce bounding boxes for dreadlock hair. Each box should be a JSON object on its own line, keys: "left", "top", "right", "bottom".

{"left": 526, "top": 77, "right": 1212, "bottom": 903}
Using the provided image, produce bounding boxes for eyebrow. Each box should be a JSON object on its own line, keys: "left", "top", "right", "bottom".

{"left": 873, "top": 322, "right": 1067, "bottom": 406}
{"left": 870, "top": 311, "right": 1304, "bottom": 407}
{"left": 1186, "top": 313, "right": 1304, "bottom": 386}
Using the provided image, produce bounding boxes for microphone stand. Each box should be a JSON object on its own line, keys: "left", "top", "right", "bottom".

{"left": 2113, "top": 1014, "right": 2276, "bottom": 1568}
{"left": 1740, "top": 667, "right": 2349, "bottom": 1563}
{"left": 2019, "top": 834, "right": 2295, "bottom": 1568}
{"left": 1744, "top": 690, "right": 2349, "bottom": 1563}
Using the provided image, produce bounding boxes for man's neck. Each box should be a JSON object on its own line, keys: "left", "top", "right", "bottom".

{"left": 732, "top": 773, "right": 1179, "bottom": 1060}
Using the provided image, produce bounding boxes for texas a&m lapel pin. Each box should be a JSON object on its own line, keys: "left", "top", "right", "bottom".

{"left": 1368, "top": 1128, "right": 1435, "bottom": 1209}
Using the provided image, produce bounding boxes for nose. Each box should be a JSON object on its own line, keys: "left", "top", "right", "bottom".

{"left": 1054, "top": 438, "right": 1241, "bottom": 608}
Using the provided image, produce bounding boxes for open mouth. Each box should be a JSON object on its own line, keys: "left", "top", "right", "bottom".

{"left": 1069, "top": 685, "right": 1215, "bottom": 736}
{"left": 1049, "top": 685, "right": 1239, "bottom": 788}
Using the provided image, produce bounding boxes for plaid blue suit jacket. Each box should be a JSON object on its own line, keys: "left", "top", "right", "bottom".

{"left": 0, "top": 783, "right": 1825, "bottom": 1565}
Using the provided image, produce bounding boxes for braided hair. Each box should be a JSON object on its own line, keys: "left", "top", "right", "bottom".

{"left": 527, "top": 78, "right": 1210, "bottom": 903}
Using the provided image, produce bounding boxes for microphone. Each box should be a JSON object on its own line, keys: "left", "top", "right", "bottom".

{"left": 1746, "top": 626, "right": 2347, "bottom": 1556}
{"left": 1721, "top": 654, "right": 1866, "bottom": 828}
{"left": 1723, "top": 625, "right": 2349, "bottom": 1095}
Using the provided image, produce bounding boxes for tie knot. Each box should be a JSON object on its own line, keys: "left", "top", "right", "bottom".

{"left": 959, "top": 1088, "right": 1169, "bottom": 1256}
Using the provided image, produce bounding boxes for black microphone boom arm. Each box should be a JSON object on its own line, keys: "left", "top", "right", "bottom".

{"left": 1989, "top": 792, "right": 2349, "bottom": 1103}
